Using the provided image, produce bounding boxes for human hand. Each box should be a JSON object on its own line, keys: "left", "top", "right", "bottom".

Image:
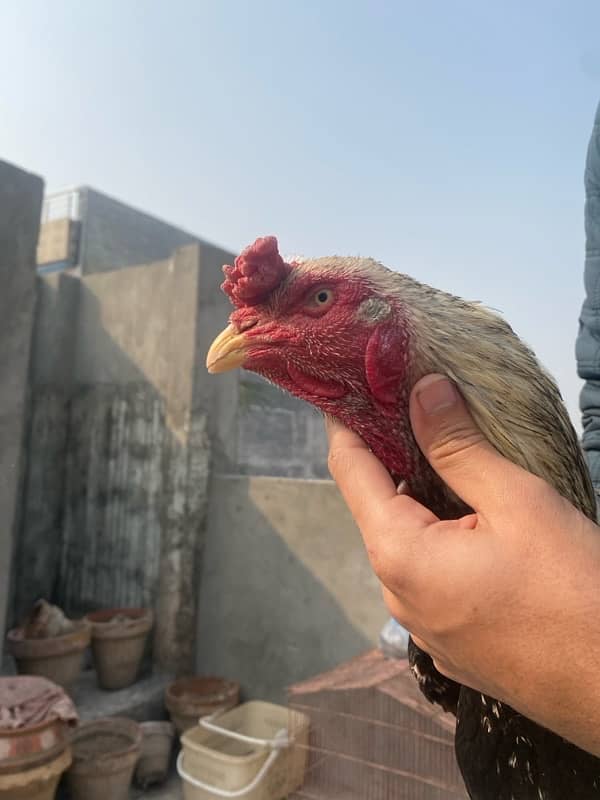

{"left": 326, "top": 374, "right": 600, "bottom": 752}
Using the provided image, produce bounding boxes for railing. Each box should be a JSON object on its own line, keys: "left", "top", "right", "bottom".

{"left": 41, "top": 188, "right": 82, "bottom": 223}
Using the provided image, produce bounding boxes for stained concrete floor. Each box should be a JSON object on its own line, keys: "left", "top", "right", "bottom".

{"left": 72, "top": 667, "right": 173, "bottom": 722}
{"left": 130, "top": 773, "right": 183, "bottom": 799}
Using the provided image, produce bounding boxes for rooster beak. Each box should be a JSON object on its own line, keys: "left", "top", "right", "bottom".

{"left": 206, "top": 324, "right": 250, "bottom": 373}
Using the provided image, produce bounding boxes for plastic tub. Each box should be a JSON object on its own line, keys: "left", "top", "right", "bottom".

{"left": 177, "top": 701, "right": 309, "bottom": 800}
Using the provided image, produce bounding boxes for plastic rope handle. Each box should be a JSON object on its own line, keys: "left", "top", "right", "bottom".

{"left": 177, "top": 746, "right": 281, "bottom": 797}
{"left": 199, "top": 712, "right": 293, "bottom": 749}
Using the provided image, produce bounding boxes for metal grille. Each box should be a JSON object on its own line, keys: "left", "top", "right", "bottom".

{"left": 288, "top": 650, "right": 468, "bottom": 800}
{"left": 41, "top": 187, "right": 82, "bottom": 222}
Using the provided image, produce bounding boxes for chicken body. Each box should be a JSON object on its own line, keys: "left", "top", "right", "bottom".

{"left": 207, "top": 236, "right": 600, "bottom": 799}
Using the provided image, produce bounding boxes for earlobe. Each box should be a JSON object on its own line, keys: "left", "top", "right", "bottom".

{"left": 365, "top": 323, "right": 409, "bottom": 406}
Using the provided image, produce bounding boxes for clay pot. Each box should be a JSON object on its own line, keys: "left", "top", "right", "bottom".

{"left": 0, "top": 747, "right": 71, "bottom": 800}
{"left": 86, "top": 608, "right": 153, "bottom": 690}
{"left": 165, "top": 676, "right": 240, "bottom": 735}
{"left": 66, "top": 717, "right": 141, "bottom": 800}
{"left": 6, "top": 621, "right": 91, "bottom": 689}
{"left": 134, "top": 721, "right": 174, "bottom": 788}
{"left": 0, "top": 715, "right": 70, "bottom": 775}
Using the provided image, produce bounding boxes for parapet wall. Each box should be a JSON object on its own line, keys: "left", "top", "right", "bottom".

{"left": 196, "top": 474, "right": 386, "bottom": 701}
{"left": 0, "top": 161, "right": 43, "bottom": 666}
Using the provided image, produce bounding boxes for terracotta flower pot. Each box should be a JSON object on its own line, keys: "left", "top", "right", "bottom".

{"left": 134, "top": 721, "right": 174, "bottom": 788}
{"left": 6, "top": 620, "right": 91, "bottom": 689}
{"left": 0, "top": 715, "right": 70, "bottom": 775}
{"left": 0, "top": 746, "right": 71, "bottom": 800}
{"left": 86, "top": 608, "right": 153, "bottom": 690}
{"left": 67, "top": 717, "right": 141, "bottom": 800}
{"left": 165, "top": 676, "right": 240, "bottom": 735}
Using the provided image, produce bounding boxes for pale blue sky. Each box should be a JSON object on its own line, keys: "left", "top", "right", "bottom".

{"left": 2, "top": 1, "right": 600, "bottom": 425}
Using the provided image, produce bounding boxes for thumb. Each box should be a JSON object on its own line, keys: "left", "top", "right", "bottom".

{"left": 409, "top": 374, "right": 522, "bottom": 513}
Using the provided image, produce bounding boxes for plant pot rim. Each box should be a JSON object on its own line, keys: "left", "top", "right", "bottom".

{"left": 0, "top": 746, "right": 72, "bottom": 788}
{"left": 86, "top": 608, "right": 153, "bottom": 640}
{"left": 139, "top": 721, "right": 175, "bottom": 737}
{"left": 70, "top": 718, "right": 141, "bottom": 766}
{"left": 166, "top": 675, "right": 239, "bottom": 707}
{"left": 86, "top": 607, "right": 152, "bottom": 624}
{"left": 6, "top": 619, "right": 91, "bottom": 658}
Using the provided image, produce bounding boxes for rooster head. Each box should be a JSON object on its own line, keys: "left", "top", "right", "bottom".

{"left": 206, "top": 235, "right": 415, "bottom": 481}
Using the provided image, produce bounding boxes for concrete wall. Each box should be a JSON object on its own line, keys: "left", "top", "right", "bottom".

{"left": 0, "top": 161, "right": 43, "bottom": 665}
{"left": 194, "top": 242, "right": 241, "bottom": 472}
{"left": 30, "top": 272, "right": 79, "bottom": 387}
{"left": 75, "top": 252, "right": 198, "bottom": 433}
{"left": 14, "top": 274, "right": 79, "bottom": 621}
{"left": 196, "top": 475, "right": 387, "bottom": 702}
{"left": 237, "top": 373, "right": 329, "bottom": 479}
{"left": 36, "top": 218, "right": 79, "bottom": 267}
{"left": 80, "top": 188, "right": 198, "bottom": 274}
{"left": 72, "top": 247, "right": 215, "bottom": 672}
{"left": 17, "top": 246, "right": 213, "bottom": 673}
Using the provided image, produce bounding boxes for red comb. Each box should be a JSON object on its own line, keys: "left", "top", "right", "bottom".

{"left": 222, "top": 236, "right": 291, "bottom": 307}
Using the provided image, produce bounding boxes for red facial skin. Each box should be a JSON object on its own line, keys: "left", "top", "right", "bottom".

{"left": 229, "top": 273, "right": 418, "bottom": 485}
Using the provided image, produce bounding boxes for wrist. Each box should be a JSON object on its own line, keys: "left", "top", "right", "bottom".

{"left": 496, "top": 525, "right": 600, "bottom": 754}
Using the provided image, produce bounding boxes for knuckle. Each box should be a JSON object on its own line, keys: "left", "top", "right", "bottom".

{"left": 381, "top": 584, "right": 408, "bottom": 620}
{"left": 367, "top": 549, "right": 386, "bottom": 581}
{"left": 327, "top": 445, "right": 352, "bottom": 480}
{"left": 363, "top": 532, "right": 389, "bottom": 578}
{"left": 373, "top": 533, "right": 412, "bottom": 592}
{"left": 427, "top": 423, "right": 485, "bottom": 468}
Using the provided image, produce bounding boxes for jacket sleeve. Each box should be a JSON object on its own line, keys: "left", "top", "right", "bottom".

{"left": 576, "top": 101, "right": 600, "bottom": 489}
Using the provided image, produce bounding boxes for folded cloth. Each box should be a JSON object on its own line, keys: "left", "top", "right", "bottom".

{"left": 0, "top": 676, "right": 78, "bottom": 729}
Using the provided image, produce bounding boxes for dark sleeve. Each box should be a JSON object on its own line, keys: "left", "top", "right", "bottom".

{"left": 576, "top": 101, "right": 600, "bottom": 489}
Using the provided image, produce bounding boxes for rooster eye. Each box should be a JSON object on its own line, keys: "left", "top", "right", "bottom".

{"left": 314, "top": 289, "right": 333, "bottom": 306}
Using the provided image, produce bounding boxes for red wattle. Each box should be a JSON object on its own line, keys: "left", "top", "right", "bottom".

{"left": 287, "top": 363, "right": 347, "bottom": 399}
{"left": 365, "top": 323, "right": 409, "bottom": 407}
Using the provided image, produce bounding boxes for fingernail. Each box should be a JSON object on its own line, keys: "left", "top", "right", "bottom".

{"left": 415, "top": 375, "right": 458, "bottom": 414}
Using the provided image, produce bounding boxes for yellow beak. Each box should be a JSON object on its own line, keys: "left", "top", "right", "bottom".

{"left": 206, "top": 324, "right": 250, "bottom": 374}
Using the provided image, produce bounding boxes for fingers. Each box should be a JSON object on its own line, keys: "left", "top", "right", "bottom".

{"left": 325, "top": 417, "right": 398, "bottom": 514}
{"left": 325, "top": 417, "right": 438, "bottom": 558}
{"left": 409, "top": 375, "right": 523, "bottom": 514}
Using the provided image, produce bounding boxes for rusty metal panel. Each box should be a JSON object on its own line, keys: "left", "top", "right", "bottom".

{"left": 58, "top": 385, "right": 166, "bottom": 616}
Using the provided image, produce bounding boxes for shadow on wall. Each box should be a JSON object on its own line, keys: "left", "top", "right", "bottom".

{"left": 195, "top": 474, "right": 386, "bottom": 703}
{"left": 14, "top": 272, "right": 210, "bottom": 675}
{"left": 14, "top": 249, "right": 385, "bottom": 688}
{"left": 237, "top": 372, "right": 329, "bottom": 479}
